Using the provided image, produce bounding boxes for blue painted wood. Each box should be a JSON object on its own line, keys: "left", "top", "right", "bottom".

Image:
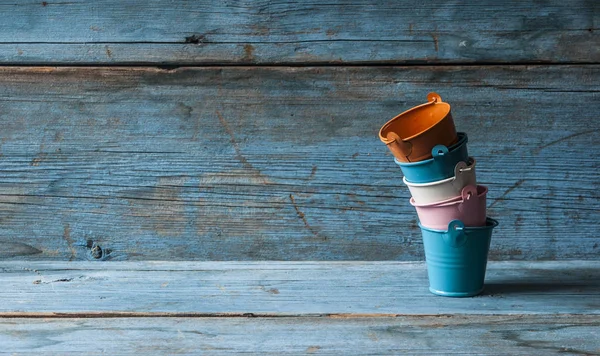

{"left": 0, "top": 261, "right": 598, "bottom": 315}
{"left": 0, "top": 1, "right": 596, "bottom": 352}
{"left": 0, "top": 66, "right": 598, "bottom": 261}
{"left": 0, "top": 0, "right": 597, "bottom": 64}
{"left": 1, "top": 315, "right": 598, "bottom": 355}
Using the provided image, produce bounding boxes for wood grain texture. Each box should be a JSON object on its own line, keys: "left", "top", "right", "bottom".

{"left": 0, "top": 261, "right": 598, "bottom": 315}
{"left": 0, "top": 0, "right": 598, "bottom": 64}
{"left": 1, "top": 315, "right": 598, "bottom": 355}
{"left": 0, "top": 65, "right": 598, "bottom": 261}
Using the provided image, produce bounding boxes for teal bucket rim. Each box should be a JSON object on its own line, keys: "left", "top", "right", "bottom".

{"left": 394, "top": 132, "right": 468, "bottom": 167}
{"left": 419, "top": 217, "right": 499, "bottom": 233}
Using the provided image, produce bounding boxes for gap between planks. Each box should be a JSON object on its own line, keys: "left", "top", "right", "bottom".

{"left": 0, "top": 61, "right": 599, "bottom": 68}
{"left": 0, "top": 312, "right": 595, "bottom": 319}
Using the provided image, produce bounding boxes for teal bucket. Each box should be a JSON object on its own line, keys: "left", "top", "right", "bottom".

{"left": 420, "top": 218, "right": 499, "bottom": 297}
{"left": 394, "top": 132, "right": 468, "bottom": 183}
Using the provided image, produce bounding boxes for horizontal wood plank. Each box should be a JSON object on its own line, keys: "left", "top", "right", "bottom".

{"left": 0, "top": 65, "right": 598, "bottom": 261}
{"left": 1, "top": 315, "right": 598, "bottom": 355}
{"left": 0, "top": 261, "right": 598, "bottom": 315}
{"left": 0, "top": 0, "right": 597, "bottom": 64}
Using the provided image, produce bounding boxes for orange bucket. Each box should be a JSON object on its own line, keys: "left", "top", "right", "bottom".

{"left": 379, "top": 92, "right": 458, "bottom": 162}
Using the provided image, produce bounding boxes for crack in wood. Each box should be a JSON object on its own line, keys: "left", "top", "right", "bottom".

{"left": 215, "top": 110, "right": 270, "bottom": 184}
{"left": 34, "top": 278, "right": 73, "bottom": 284}
{"left": 532, "top": 129, "right": 599, "bottom": 154}
{"left": 489, "top": 179, "right": 526, "bottom": 209}
{"left": 215, "top": 110, "right": 253, "bottom": 171}
{"left": 496, "top": 329, "right": 596, "bottom": 355}
{"left": 289, "top": 194, "right": 324, "bottom": 240}
{"left": 430, "top": 33, "right": 439, "bottom": 52}
{"left": 308, "top": 165, "right": 317, "bottom": 180}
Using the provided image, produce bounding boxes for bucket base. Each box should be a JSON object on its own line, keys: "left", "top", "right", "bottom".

{"left": 429, "top": 286, "right": 484, "bottom": 298}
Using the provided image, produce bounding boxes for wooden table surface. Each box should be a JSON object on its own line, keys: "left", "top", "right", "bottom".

{"left": 0, "top": 261, "right": 598, "bottom": 354}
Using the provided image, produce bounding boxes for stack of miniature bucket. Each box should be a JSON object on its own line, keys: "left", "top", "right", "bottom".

{"left": 379, "top": 92, "right": 499, "bottom": 297}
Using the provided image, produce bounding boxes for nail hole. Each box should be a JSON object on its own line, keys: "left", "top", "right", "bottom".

{"left": 90, "top": 244, "right": 103, "bottom": 259}
{"left": 184, "top": 34, "right": 205, "bottom": 44}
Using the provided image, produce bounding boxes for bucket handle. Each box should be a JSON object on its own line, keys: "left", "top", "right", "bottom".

{"left": 461, "top": 185, "right": 478, "bottom": 201}
{"left": 442, "top": 220, "right": 468, "bottom": 248}
{"left": 385, "top": 132, "right": 413, "bottom": 161}
{"left": 384, "top": 93, "right": 441, "bottom": 161}
{"left": 431, "top": 144, "right": 450, "bottom": 160}
{"left": 457, "top": 185, "right": 479, "bottom": 213}
{"left": 427, "top": 92, "right": 443, "bottom": 103}
{"left": 453, "top": 161, "right": 470, "bottom": 178}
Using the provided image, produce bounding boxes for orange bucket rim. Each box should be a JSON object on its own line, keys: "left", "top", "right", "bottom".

{"left": 378, "top": 92, "right": 451, "bottom": 144}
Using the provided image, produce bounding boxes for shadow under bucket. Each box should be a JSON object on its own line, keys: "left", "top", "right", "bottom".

{"left": 419, "top": 218, "right": 499, "bottom": 297}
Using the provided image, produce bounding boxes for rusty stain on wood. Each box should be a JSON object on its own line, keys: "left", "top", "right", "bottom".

{"left": 430, "top": 30, "right": 439, "bottom": 52}
{"left": 62, "top": 224, "right": 76, "bottom": 261}
{"left": 30, "top": 153, "right": 46, "bottom": 166}
{"left": 260, "top": 285, "right": 280, "bottom": 295}
{"left": 125, "top": 176, "right": 189, "bottom": 237}
{"left": 243, "top": 44, "right": 255, "bottom": 61}
{"left": 507, "top": 248, "right": 523, "bottom": 256}
{"left": 306, "top": 346, "right": 321, "bottom": 353}
{"left": 17, "top": 67, "right": 55, "bottom": 73}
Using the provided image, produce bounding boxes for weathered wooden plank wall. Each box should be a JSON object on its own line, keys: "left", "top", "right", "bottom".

{"left": 0, "top": 66, "right": 598, "bottom": 261}
{"left": 0, "top": 0, "right": 597, "bottom": 64}
{"left": 0, "top": 1, "right": 598, "bottom": 261}
{"left": 1, "top": 2, "right": 598, "bottom": 354}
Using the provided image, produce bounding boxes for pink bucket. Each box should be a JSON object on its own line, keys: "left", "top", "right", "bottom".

{"left": 410, "top": 185, "right": 488, "bottom": 230}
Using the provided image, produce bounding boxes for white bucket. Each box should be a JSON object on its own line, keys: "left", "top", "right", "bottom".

{"left": 403, "top": 158, "right": 476, "bottom": 204}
